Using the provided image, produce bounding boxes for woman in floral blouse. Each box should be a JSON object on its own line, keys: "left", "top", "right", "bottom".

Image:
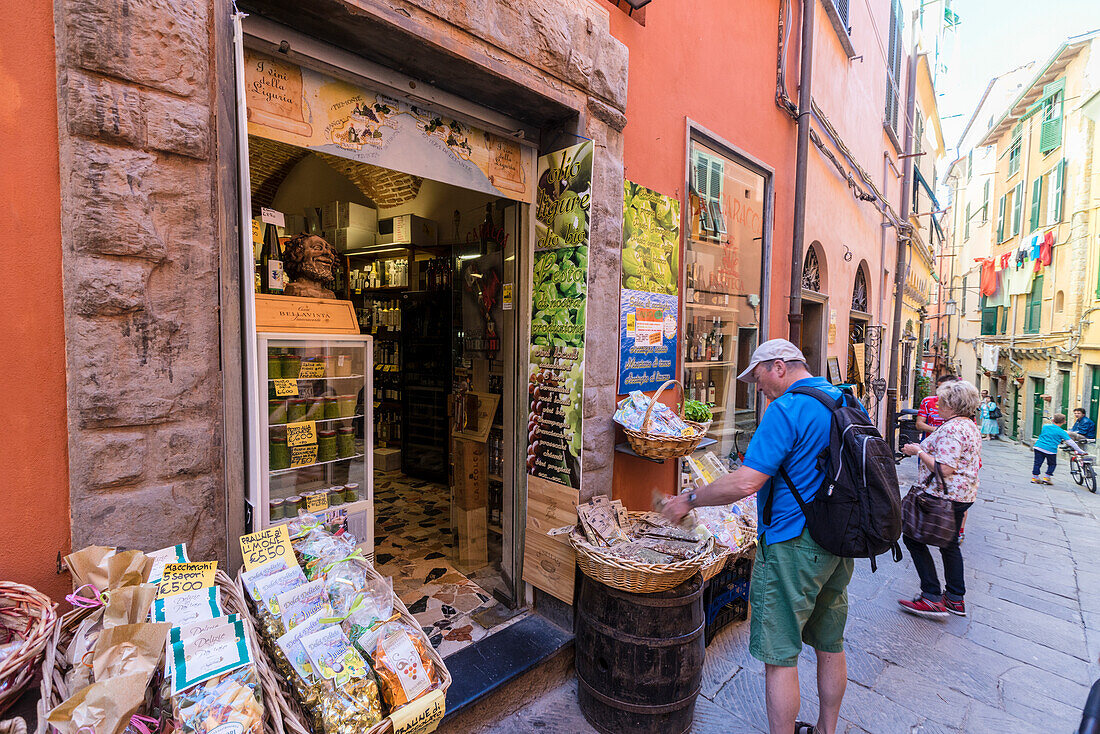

{"left": 896, "top": 379, "right": 982, "bottom": 619}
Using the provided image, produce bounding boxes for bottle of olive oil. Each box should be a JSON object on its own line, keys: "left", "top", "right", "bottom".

{"left": 260, "top": 223, "right": 284, "bottom": 295}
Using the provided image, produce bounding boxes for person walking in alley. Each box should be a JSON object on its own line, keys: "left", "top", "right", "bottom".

{"left": 1032, "top": 413, "right": 1084, "bottom": 484}
{"left": 897, "top": 379, "right": 982, "bottom": 619}
{"left": 663, "top": 340, "right": 855, "bottom": 734}
{"left": 1071, "top": 407, "right": 1096, "bottom": 441}
{"left": 979, "top": 394, "right": 1001, "bottom": 441}
{"left": 915, "top": 373, "right": 958, "bottom": 436}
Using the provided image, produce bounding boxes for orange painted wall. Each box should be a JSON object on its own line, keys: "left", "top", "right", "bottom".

{"left": 604, "top": 0, "right": 799, "bottom": 509}
{"left": 0, "top": 0, "right": 72, "bottom": 600}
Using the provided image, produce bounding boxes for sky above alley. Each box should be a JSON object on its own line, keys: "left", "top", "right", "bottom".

{"left": 938, "top": 0, "right": 1100, "bottom": 154}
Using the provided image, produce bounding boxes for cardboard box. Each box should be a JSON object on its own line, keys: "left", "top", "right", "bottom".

{"left": 322, "top": 201, "right": 378, "bottom": 231}
{"left": 452, "top": 437, "right": 487, "bottom": 510}
{"left": 381, "top": 214, "right": 438, "bottom": 246}
{"left": 323, "top": 226, "right": 376, "bottom": 253}
{"left": 453, "top": 505, "right": 488, "bottom": 567}
{"left": 374, "top": 447, "right": 401, "bottom": 472}
{"left": 283, "top": 214, "right": 308, "bottom": 237}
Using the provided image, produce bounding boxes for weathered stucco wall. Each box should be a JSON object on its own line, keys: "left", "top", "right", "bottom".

{"left": 54, "top": 0, "right": 228, "bottom": 562}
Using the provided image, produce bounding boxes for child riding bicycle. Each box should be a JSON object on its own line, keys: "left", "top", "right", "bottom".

{"left": 1033, "top": 413, "right": 1084, "bottom": 484}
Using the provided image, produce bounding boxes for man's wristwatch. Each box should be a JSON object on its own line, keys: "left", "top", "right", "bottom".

{"left": 687, "top": 491, "right": 698, "bottom": 508}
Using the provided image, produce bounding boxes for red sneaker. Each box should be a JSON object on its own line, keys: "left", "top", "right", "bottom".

{"left": 941, "top": 596, "right": 966, "bottom": 616}
{"left": 898, "top": 595, "right": 948, "bottom": 619}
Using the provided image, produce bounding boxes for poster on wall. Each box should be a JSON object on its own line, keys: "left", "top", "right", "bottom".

{"left": 525, "top": 140, "right": 592, "bottom": 490}
{"left": 522, "top": 140, "right": 592, "bottom": 605}
{"left": 243, "top": 49, "right": 534, "bottom": 203}
{"left": 618, "top": 181, "right": 680, "bottom": 393}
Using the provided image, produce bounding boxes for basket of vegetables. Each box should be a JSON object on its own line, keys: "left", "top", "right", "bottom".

{"left": 616, "top": 380, "right": 707, "bottom": 460}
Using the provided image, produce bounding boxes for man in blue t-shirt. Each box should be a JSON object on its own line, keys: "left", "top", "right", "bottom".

{"left": 664, "top": 339, "right": 855, "bottom": 734}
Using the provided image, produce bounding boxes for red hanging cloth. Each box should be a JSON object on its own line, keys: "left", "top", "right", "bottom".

{"left": 1039, "top": 230, "right": 1054, "bottom": 266}
{"left": 980, "top": 258, "right": 997, "bottom": 296}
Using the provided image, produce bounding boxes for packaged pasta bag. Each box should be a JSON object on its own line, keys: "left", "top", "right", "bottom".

{"left": 299, "top": 624, "right": 383, "bottom": 731}
{"left": 296, "top": 528, "right": 357, "bottom": 581}
{"left": 362, "top": 619, "right": 441, "bottom": 711}
{"left": 168, "top": 619, "right": 263, "bottom": 734}
{"left": 152, "top": 586, "right": 223, "bottom": 627}
{"left": 49, "top": 672, "right": 150, "bottom": 734}
{"left": 275, "top": 609, "right": 333, "bottom": 730}
{"left": 92, "top": 622, "right": 171, "bottom": 684}
{"left": 277, "top": 578, "right": 331, "bottom": 632}
{"left": 240, "top": 557, "right": 289, "bottom": 603}
{"left": 253, "top": 564, "right": 307, "bottom": 639}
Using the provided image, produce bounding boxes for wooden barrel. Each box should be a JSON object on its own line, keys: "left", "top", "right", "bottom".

{"left": 575, "top": 573, "right": 705, "bottom": 734}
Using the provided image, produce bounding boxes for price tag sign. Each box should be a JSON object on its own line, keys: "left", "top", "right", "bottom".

{"left": 158, "top": 561, "right": 217, "bottom": 598}
{"left": 298, "top": 361, "right": 325, "bottom": 379}
{"left": 502, "top": 283, "right": 513, "bottom": 310}
{"left": 273, "top": 379, "right": 299, "bottom": 397}
{"left": 287, "top": 421, "right": 317, "bottom": 447}
{"left": 389, "top": 689, "right": 445, "bottom": 734}
{"left": 260, "top": 207, "right": 285, "bottom": 227}
{"left": 239, "top": 526, "right": 295, "bottom": 571}
{"left": 305, "top": 493, "right": 329, "bottom": 513}
{"left": 291, "top": 444, "right": 318, "bottom": 467}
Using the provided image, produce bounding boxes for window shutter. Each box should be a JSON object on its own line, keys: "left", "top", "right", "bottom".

{"left": 997, "top": 194, "right": 1006, "bottom": 241}
{"left": 1026, "top": 274, "right": 1044, "bottom": 333}
{"left": 967, "top": 150, "right": 973, "bottom": 182}
{"left": 1039, "top": 79, "right": 1065, "bottom": 155}
{"left": 965, "top": 203, "right": 971, "bottom": 239}
{"left": 1029, "top": 176, "right": 1043, "bottom": 232}
{"left": 1051, "top": 159, "right": 1066, "bottom": 223}
{"left": 983, "top": 179, "right": 990, "bottom": 222}
{"left": 1012, "top": 181, "right": 1024, "bottom": 236}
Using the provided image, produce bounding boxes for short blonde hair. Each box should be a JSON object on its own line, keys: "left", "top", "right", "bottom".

{"left": 937, "top": 379, "right": 981, "bottom": 418}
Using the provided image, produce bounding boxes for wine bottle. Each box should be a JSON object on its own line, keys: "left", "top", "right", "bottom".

{"left": 708, "top": 377, "right": 716, "bottom": 404}
{"left": 260, "top": 223, "right": 284, "bottom": 295}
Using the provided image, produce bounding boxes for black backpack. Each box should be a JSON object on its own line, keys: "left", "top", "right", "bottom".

{"left": 763, "top": 386, "right": 903, "bottom": 571}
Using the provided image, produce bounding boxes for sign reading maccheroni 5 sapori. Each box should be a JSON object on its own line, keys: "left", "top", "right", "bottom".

{"left": 244, "top": 49, "right": 534, "bottom": 203}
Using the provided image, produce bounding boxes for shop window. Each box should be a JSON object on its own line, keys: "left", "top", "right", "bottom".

{"left": 685, "top": 136, "right": 767, "bottom": 462}
{"left": 803, "top": 246, "right": 822, "bottom": 292}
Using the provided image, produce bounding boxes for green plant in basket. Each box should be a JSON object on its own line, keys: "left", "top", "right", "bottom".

{"left": 683, "top": 399, "right": 713, "bottom": 424}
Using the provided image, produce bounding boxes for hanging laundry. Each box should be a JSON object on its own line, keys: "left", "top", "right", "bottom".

{"left": 999, "top": 252, "right": 1012, "bottom": 271}
{"left": 981, "top": 344, "right": 1000, "bottom": 372}
{"left": 1029, "top": 233, "right": 1041, "bottom": 260}
{"left": 987, "top": 284, "right": 1010, "bottom": 308}
{"left": 1007, "top": 264, "right": 1035, "bottom": 296}
{"left": 1039, "top": 230, "right": 1054, "bottom": 266}
{"left": 980, "top": 258, "right": 998, "bottom": 296}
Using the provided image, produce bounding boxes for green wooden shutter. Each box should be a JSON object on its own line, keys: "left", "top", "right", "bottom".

{"left": 999, "top": 306, "right": 1008, "bottom": 334}
{"left": 1025, "top": 274, "right": 1044, "bottom": 333}
{"left": 997, "top": 194, "right": 1006, "bottom": 241}
{"left": 983, "top": 179, "right": 990, "bottom": 221}
{"left": 1012, "top": 181, "right": 1024, "bottom": 236}
{"left": 981, "top": 296, "right": 998, "bottom": 335}
{"left": 1051, "top": 159, "right": 1066, "bottom": 224}
{"left": 965, "top": 203, "right": 971, "bottom": 239}
{"left": 1039, "top": 79, "right": 1065, "bottom": 155}
{"left": 1029, "top": 176, "right": 1043, "bottom": 232}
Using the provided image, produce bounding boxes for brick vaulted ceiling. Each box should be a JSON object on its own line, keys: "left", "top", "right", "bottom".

{"left": 247, "top": 135, "right": 423, "bottom": 212}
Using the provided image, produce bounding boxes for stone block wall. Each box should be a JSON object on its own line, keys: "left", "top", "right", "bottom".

{"left": 55, "top": 0, "right": 228, "bottom": 562}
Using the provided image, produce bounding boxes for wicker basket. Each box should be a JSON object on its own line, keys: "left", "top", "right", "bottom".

{"left": 622, "top": 380, "right": 707, "bottom": 460}
{"left": 0, "top": 583, "right": 57, "bottom": 718}
{"left": 36, "top": 576, "right": 284, "bottom": 734}
{"left": 571, "top": 520, "right": 715, "bottom": 594}
{"left": 700, "top": 544, "right": 732, "bottom": 582}
{"left": 235, "top": 557, "right": 452, "bottom": 734}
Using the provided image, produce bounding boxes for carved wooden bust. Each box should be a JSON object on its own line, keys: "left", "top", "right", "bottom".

{"left": 284, "top": 234, "right": 338, "bottom": 299}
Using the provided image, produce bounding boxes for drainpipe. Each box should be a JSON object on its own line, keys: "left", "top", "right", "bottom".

{"left": 886, "top": 11, "right": 919, "bottom": 450}
{"left": 787, "top": 0, "right": 815, "bottom": 347}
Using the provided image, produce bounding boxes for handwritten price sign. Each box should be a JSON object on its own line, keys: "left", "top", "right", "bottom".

{"left": 290, "top": 444, "right": 318, "bottom": 467}
{"left": 273, "top": 379, "right": 299, "bottom": 397}
{"left": 298, "top": 361, "right": 325, "bottom": 378}
{"left": 389, "top": 688, "right": 445, "bottom": 734}
{"left": 305, "top": 493, "right": 329, "bottom": 513}
{"left": 158, "top": 561, "right": 217, "bottom": 598}
{"left": 286, "top": 421, "right": 317, "bottom": 447}
{"left": 239, "top": 525, "right": 295, "bottom": 571}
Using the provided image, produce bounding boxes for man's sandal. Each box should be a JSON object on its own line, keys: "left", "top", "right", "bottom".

{"left": 794, "top": 722, "right": 816, "bottom": 734}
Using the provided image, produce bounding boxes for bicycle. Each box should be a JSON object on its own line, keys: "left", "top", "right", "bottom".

{"left": 1064, "top": 440, "right": 1097, "bottom": 494}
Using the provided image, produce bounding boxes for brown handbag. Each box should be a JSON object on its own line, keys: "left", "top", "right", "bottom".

{"left": 901, "top": 460, "right": 958, "bottom": 548}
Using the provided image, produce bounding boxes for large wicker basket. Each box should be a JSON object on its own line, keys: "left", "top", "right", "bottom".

{"left": 571, "top": 517, "right": 715, "bottom": 594}
{"left": 235, "top": 557, "right": 452, "bottom": 734}
{"left": 621, "top": 380, "right": 707, "bottom": 460}
{"left": 700, "top": 544, "right": 732, "bottom": 582}
{"left": 0, "top": 583, "right": 57, "bottom": 718}
{"left": 36, "top": 575, "right": 285, "bottom": 734}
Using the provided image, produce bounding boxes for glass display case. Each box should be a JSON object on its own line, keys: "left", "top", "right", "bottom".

{"left": 252, "top": 333, "right": 374, "bottom": 557}
{"left": 683, "top": 138, "right": 767, "bottom": 467}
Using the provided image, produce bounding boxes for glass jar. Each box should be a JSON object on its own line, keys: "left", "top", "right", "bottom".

{"left": 287, "top": 398, "right": 309, "bottom": 423}
{"left": 305, "top": 397, "right": 326, "bottom": 422}
{"left": 286, "top": 494, "right": 304, "bottom": 515}
{"left": 269, "top": 498, "right": 285, "bottom": 522}
{"left": 337, "top": 426, "right": 356, "bottom": 458}
{"left": 317, "top": 430, "right": 338, "bottom": 462}
{"left": 334, "top": 353, "right": 353, "bottom": 377}
{"left": 343, "top": 483, "right": 360, "bottom": 503}
{"left": 337, "top": 393, "right": 358, "bottom": 418}
{"left": 269, "top": 398, "right": 288, "bottom": 425}
{"left": 324, "top": 396, "right": 340, "bottom": 420}
{"left": 270, "top": 437, "right": 290, "bottom": 471}
{"left": 328, "top": 485, "right": 344, "bottom": 506}
{"left": 280, "top": 354, "right": 302, "bottom": 379}
{"left": 267, "top": 352, "right": 283, "bottom": 379}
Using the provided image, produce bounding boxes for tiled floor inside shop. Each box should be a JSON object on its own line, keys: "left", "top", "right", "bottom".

{"left": 373, "top": 471, "right": 523, "bottom": 658}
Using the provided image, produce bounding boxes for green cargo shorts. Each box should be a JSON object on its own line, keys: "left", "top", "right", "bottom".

{"left": 749, "top": 527, "right": 855, "bottom": 667}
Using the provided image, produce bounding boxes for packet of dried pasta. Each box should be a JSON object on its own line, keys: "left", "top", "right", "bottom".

{"left": 168, "top": 619, "right": 263, "bottom": 734}
{"left": 363, "top": 620, "right": 441, "bottom": 710}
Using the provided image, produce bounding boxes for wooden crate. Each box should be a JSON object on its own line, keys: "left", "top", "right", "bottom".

{"left": 453, "top": 505, "right": 488, "bottom": 567}
{"left": 452, "top": 437, "right": 488, "bottom": 510}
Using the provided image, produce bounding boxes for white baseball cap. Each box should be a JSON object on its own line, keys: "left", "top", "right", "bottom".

{"left": 737, "top": 339, "right": 808, "bottom": 382}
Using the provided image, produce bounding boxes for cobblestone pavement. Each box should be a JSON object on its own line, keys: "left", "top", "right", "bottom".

{"left": 490, "top": 439, "right": 1100, "bottom": 733}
